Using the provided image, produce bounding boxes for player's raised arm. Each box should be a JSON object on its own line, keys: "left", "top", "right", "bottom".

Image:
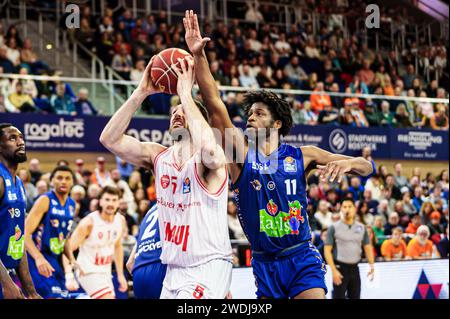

{"left": 173, "top": 56, "right": 226, "bottom": 171}
{"left": 301, "top": 145, "right": 374, "bottom": 183}
{"left": 99, "top": 58, "right": 166, "bottom": 169}
{"left": 184, "top": 10, "right": 246, "bottom": 151}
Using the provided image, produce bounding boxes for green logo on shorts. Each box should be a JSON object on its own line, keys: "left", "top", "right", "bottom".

{"left": 50, "top": 232, "right": 65, "bottom": 255}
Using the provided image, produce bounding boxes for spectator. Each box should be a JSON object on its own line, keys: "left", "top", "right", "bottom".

{"left": 118, "top": 198, "right": 138, "bottom": 237}
{"left": 10, "top": 68, "right": 38, "bottom": 98}
{"left": 349, "top": 75, "right": 369, "bottom": 95}
{"left": 5, "top": 38, "right": 20, "bottom": 66}
{"left": 405, "top": 213, "right": 422, "bottom": 235}
{"left": 395, "top": 103, "right": 413, "bottom": 128}
{"left": 380, "top": 101, "right": 396, "bottom": 127}
{"left": 5, "top": 81, "right": 35, "bottom": 112}
{"left": 18, "top": 168, "right": 37, "bottom": 210}
{"left": 116, "top": 156, "right": 134, "bottom": 182}
{"left": 50, "top": 82, "right": 75, "bottom": 115}
{"left": 406, "top": 225, "right": 440, "bottom": 259}
{"left": 28, "top": 158, "right": 42, "bottom": 185}
{"left": 318, "top": 103, "right": 339, "bottom": 126}
{"left": 427, "top": 211, "right": 444, "bottom": 238}
{"left": 74, "top": 88, "right": 98, "bottom": 116}
{"left": 393, "top": 163, "right": 408, "bottom": 188}
{"left": 384, "top": 212, "right": 401, "bottom": 236}
{"left": 90, "top": 156, "right": 112, "bottom": 187}
{"left": 130, "top": 59, "right": 146, "bottom": 82}
{"left": 350, "top": 99, "right": 369, "bottom": 127}
{"left": 364, "top": 99, "right": 381, "bottom": 126}
{"left": 348, "top": 177, "right": 364, "bottom": 201}
{"left": 437, "top": 226, "right": 449, "bottom": 258}
{"left": 356, "top": 201, "right": 374, "bottom": 225}
{"left": 0, "top": 46, "right": 15, "bottom": 73}
{"left": 314, "top": 200, "right": 333, "bottom": 230}
{"left": 310, "top": 82, "right": 332, "bottom": 113}
{"left": 402, "top": 64, "right": 416, "bottom": 90}
{"left": 112, "top": 44, "right": 133, "bottom": 80}
{"left": 284, "top": 56, "right": 308, "bottom": 88}
{"left": 381, "top": 227, "right": 407, "bottom": 261}
{"left": 372, "top": 216, "right": 386, "bottom": 244}
{"left": 430, "top": 103, "right": 449, "bottom": 130}
{"left": 274, "top": 32, "right": 291, "bottom": 58}
{"left": 357, "top": 60, "right": 375, "bottom": 87}
{"left": 364, "top": 174, "right": 382, "bottom": 202}
{"left": 239, "top": 64, "right": 259, "bottom": 89}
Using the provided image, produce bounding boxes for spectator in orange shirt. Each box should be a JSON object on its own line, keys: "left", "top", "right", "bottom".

{"left": 381, "top": 227, "right": 407, "bottom": 261}
{"left": 310, "top": 82, "right": 331, "bottom": 113}
{"left": 90, "top": 156, "right": 112, "bottom": 187}
{"left": 406, "top": 225, "right": 440, "bottom": 259}
{"left": 405, "top": 213, "right": 422, "bottom": 235}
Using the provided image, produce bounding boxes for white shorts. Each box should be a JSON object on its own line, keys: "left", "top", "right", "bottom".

{"left": 77, "top": 272, "right": 115, "bottom": 299}
{"left": 160, "top": 259, "right": 232, "bottom": 299}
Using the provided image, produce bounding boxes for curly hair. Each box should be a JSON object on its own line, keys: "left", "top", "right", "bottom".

{"left": 242, "top": 90, "right": 293, "bottom": 137}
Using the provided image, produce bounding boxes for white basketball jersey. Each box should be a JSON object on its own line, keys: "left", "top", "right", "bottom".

{"left": 154, "top": 147, "right": 232, "bottom": 267}
{"left": 77, "top": 211, "right": 123, "bottom": 274}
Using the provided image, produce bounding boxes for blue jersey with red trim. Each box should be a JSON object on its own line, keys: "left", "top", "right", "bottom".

{"left": 132, "top": 205, "right": 162, "bottom": 272}
{"left": 231, "top": 143, "right": 312, "bottom": 253}
{"left": 32, "top": 191, "right": 75, "bottom": 259}
{"left": 0, "top": 162, "right": 27, "bottom": 269}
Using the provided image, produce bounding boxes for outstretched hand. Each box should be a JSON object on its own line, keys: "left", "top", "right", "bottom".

{"left": 317, "top": 160, "right": 352, "bottom": 183}
{"left": 183, "top": 10, "right": 210, "bottom": 55}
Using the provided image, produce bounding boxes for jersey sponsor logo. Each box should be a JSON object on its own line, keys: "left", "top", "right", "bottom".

{"left": 49, "top": 233, "right": 65, "bottom": 255}
{"left": 5, "top": 179, "right": 11, "bottom": 187}
{"left": 266, "top": 199, "right": 278, "bottom": 216}
{"left": 161, "top": 175, "right": 170, "bottom": 189}
{"left": 69, "top": 205, "right": 74, "bottom": 217}
{"left": 7, "top": 191, "right": 18, "bottom": 201}
{"left": 51, "top": 208, "right": 66, "bottom": 216}
{"left": 251, "top": 162, "right": 270, "bottom": 171}
{"left": 182, "top": 177, "right": 191, "bottom": 194}
{"left": 136, "top": 240, "right": 162, "bottom": 257}
{"left": 20, "top": 186, "right": 26, "bottom": 200}
{"left": 283, "top": 156, "right": 297, "bottom": 173}
{"left": 7, "top": 225, "right": 24, "bottom": 260}
{"left": 51, "top": 199, "right": 58, "bottom": 206}
{"left": 157, "top": 197, "right": 201, "bottom": 211}
{"left": 98, "top": 232, "right": 103, "bottom": 240}
{"left": 267, "top": 181, "right": 276, "bottom": 191}
{"left": 250, "top": 180, "right": 262, "bottom": 191}
{"left": 164, "top": 222, "right": 190, "bottom": 252}
{"left": 354, "top": 225, "right": 364, "bottom": 234}
{"left": 94, "top": 253, "right": 113, "bottom": 265}
{"left": 50, "top": 219, "right": 60, "bottom": 228}
{"left": 8, "top": 208, "right": 21, "bottom": 218}
{"left": 259, "top": 200, "right": 305, "bottom": 237}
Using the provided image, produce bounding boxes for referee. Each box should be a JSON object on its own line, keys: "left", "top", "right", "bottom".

{"left": 324, "top": 198, "right": 375, "bottom": 299}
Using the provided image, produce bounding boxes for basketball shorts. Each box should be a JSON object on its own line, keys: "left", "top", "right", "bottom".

{"left": 160, "top": 258, "right": 232, "bottom": 299}
{"left": 27, "top": 254, "right": 69, "bottom": 299}
{"left": 252, "top": 241, "right": 328, "bottom": 298}
{"left": 77, "top": 272, "right": 115, "bottom": 299}
{"left": 132, "top": 261, "right": 167, "bottom": 299}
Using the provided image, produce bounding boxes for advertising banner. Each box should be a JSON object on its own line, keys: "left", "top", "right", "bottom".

{"left": 0, "top": 113, "right": 447, "bottom": 160}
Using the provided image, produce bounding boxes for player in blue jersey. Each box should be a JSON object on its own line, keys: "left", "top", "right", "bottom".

{"left": 24, "top": 165, "right": 77, "bottom": 298}
{"left": 183, "top": 11, "right": 374, "bottom": 299}
{"left": 126, "top": 204, "right": 167, "bottom": 299}
{"left": 0, "top": 123, "right": 41, "bottom": 299}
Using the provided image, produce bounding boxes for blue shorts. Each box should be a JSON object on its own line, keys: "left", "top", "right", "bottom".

{"left": 251, "top": 241, "right": 328, "bottom": 299}
{"left": 132, "top": 261, "right": 167, "bottom": 299}
{"left": 28, "top": 255, "right": 68, "bottom": 299}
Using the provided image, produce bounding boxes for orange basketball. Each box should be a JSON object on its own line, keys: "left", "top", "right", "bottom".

{"left": 150, "top": 48, "right": 192, "bottom": 95}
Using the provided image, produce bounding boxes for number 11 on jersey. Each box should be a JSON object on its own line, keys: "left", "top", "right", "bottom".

{"left": 284, "top": 179, "right": 297, "bottom": 195}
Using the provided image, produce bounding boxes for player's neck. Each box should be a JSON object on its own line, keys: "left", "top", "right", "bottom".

{"left": 256, "top": 135, "right": 280, "bottom": 156}
{"left": 99, "top": 211, "right": 115, "bottom": 223}
{"left": 343, "top": 217, "right": 354, "bottom": 225}
{"left": 172, "top": 140, "right": 194, "bottom": 165}
{"left": 0, "top": 157, "right": 18, "bottom": 178}
{"left": 54, "top": 191, "right": 69, "bottom": 205}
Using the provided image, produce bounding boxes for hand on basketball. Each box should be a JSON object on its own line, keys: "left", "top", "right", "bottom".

{"left": 172, "top": 56, "right": 195, "bottom": 95}
{"left": 118, "top": 273, "right": 128, "bottom": 292}
{"left": 317, "top": 160, "right": 352, "bottom": 183}
{"left": 36, "top": 256, "right": 55, "bottom": 278}
{"left": 184, "top": 10, "right": 210, "bottom": 55}
{"left": 135, "top": 56, "right": 160, "bottom": 97}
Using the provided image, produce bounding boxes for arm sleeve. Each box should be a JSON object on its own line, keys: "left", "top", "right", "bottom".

{"left": 325, "top": 225, "right": 335, "bottom": 246}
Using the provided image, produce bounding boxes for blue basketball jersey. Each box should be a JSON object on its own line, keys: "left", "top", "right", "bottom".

{"left": 0, "top": 162, "right": 27, "bottom": 269}
{"left": 231, "top": 143, "right": 312, "bottom": 254}
{"left": 32, "top": 191, "right": 75, "bottom": 258}
{"left": 132, "top": 205, "right": 162, "bottom": 272}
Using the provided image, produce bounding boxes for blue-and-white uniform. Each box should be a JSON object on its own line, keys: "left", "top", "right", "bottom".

{"left": 27, "top": 191, "right": 75, "bottom": 298}
{"left": 0, "top": 162, "right": 27, "bottom": 299}
{"left": 231, "top": 143, "right": 327, "bottom": 298}
{"left": 132, "top": 205, "right": 166, "bottom": 299}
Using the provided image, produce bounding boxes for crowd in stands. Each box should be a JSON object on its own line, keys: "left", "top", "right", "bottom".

{"left": 1, "top": 1, "right": 449, "bottom": 130}
{"left": 0, "top": 20, "right": 98, "bottom": 115}
{"left": 21, "top": 145, "right": 449, "bottom": 266}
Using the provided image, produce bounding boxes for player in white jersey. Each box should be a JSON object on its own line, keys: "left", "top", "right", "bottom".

{"left": 100, "top": 56, "right": 232, "bottom": 299}
{"left": 65, "top": 186, "right": 127, "bottom": 299}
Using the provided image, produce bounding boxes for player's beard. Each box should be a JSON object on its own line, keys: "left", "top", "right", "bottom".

{"left": 4, "top": 151, "right": 27, "bottom": 164}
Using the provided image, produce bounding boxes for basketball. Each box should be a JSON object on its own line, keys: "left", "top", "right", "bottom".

{"left": 150, "top": 48, "right": 192, "bottom": 95}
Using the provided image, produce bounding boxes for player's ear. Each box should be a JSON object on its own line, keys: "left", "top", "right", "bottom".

{"left": 273, "top": 120, "right": 282, "bottom": 130}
